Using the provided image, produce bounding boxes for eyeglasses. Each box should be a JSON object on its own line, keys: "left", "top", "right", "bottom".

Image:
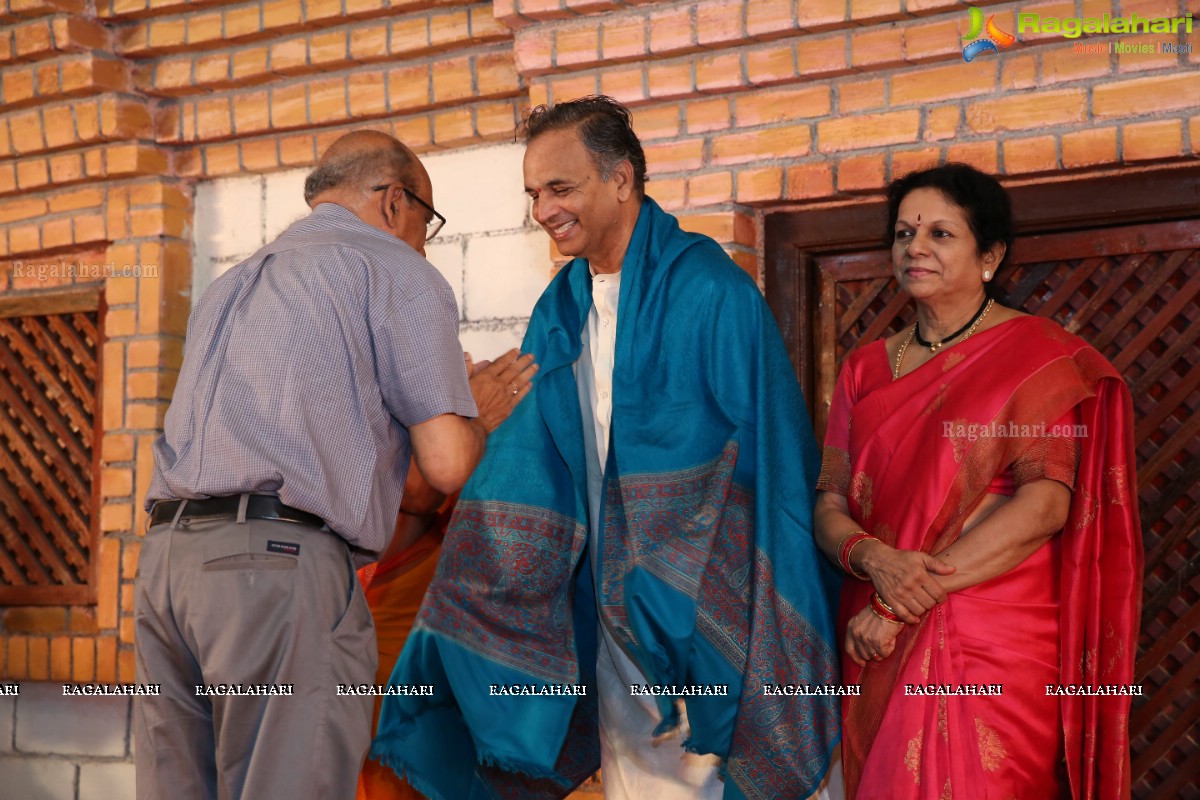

{"left": 372, "top": 184, "right": 446, "bottom": 242}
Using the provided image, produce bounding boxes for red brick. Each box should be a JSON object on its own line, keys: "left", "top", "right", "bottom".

{"left": 432, "top": 107, "right": 473, "bottom": 146}
{"left": 837, "top": 153, "right": 886, "bottom": 191}
{"left": 146, "top": 18, "right": 186, "bottom": 50}
{"left": 644, "top": 139, "right": 704, "bottom": 174}
{"left": 232, "top": 47, "right": 269, "bottom": 81}
{"left": 468, "top": 5, "right": 509, "bottom": 41}
{"left": 387, "top": 64, "right": 429, "bottom": 110}
{"left": 850, "top": 0, "right": 904, "bottom": 23}
{"left": 279, "top": 134, "right": 316, "bottom": 166}
{"left": 195, "top": 97, "right": 232, "bottom": 140}
{"left": 1094, "top": 73, "right": 1200, "bottom": 119}
{"left": 263, "top": 0, "right": 303, "bottom": 29}
{"left": 687, "top": 171, "right": 732, "bottom": 205}
{"left": 347, "top": 24, "right": 386, "bottom": 62}
{"left": 599, "top": 67, "right": 646, "bottom": 105}
{"left": 696, "top": 52, "right": 743, "bottom": 93}
{"left": 892, "top": 60, "right": 998, "bottom": 106}
{"left": 1190, "top": 116, "right": 1200, "bottom": 156}
{"left": 903, "top": 19, "right": 960, "bottom": 62}
{"left": 1000, "top": 54, "right": 1037, "bottom": 90}
{"left": 818, "top": 109, "right": 920, "bottom": 153}
{"left": 309, "top": 77, "right": 346, "bottom": 120}
{"left": 686, "top": 98, "right": 730, "bottom": 134}
{"left": 890, "top": 146, "right": 940, "bottom": 180}
{"left": 476, "top": 52, "right": 518, "bottom": 96}
{"left": 309, "top": 30, "right": 348, "bottom": 66}
{"left": 945, "top": 140, "right": 998, "bottom": 173}
{"left": 271, "top": 38, "right": 309, "bottom": 74}
{"left": 696, "top": 0, "right": 743, "bottom": 46}
{"left": 555, "top": 23, "right": 599, "bottom": 67}
{"left": 432, "top": 56, "right": 472, "bottom": 104}
{"left": 194, "top": 53, "right": 229, "bottom": 85}
{"left": 187, "top": 12, "right": 222, "bottom": 44}
{"left": 601, "top": 17, "right": 646, "bottom": 59}
{"left": 8, "top": 636, "right": 28, "bottom": 679}
{"left": 29, "top": 637, "right": 50, "bottom": 680}
{"left": 630, "top": 104, "right": 679, "bottom": 141}
{"left": 271, "top": 83, "right": 308, "bottom": 128}
{"left": 644, "top": 63, "right": 691, "bottom": 99}
{"left": 1002, "top": 135, "right": 1058, "bottom": 175}
{"left": 850, "top": 27, "right": 903, "bottom": 67}
{"left": 3, "top": 607, "right": 68, "bottom": 634}
{"left": 797, "top": 35, "right": 848, "bottom": 76}
{"left": 224, "top": 5, "right": 262, "bottom": 39}
{"left": 349, "top": 70, "right": 386, "bottom": 117}
{"left": 16, "top": 159, "right": 48, "bottom": 190}
{"left": 1123, "top": 119, "right": 1183, "bottom": 161}
{"left": 1041, "top": 44, "right": 1111, "bottom": 84}
{"left": 736, "top": 85, "right": 830, "bottom": 127}
{"left": 735, "top": 166, "right": 783, "bottom": 203}
{"left": 72, "top": 636, "right": 96, "bottom": 680}
{"left": 233, "top": 91, "right": 270, "bottom": 134}
{"left": 967, "top": 89, "right": 1086, "bottom": 133}
{"left": 747, "top": 0, "right": 794, "bottom": 39}
{"left": 746, "top": 43, "right": 796, "bottom": 84}
{"left": 203, "top": 142, "right": 241, "bottom": 175}
{"left": 10, "top": 110, "right": 46, "bottom": 154}
{"left": 476, "top": 100, "right": 518, "bottom": 139}
{"left": 649, "top": 6, "right": 693, "bottom": 53}
{"left": 14, "top": 20, "right": 53, "bottom": 58}
{"left": 431, "top": 10, "right": 471, "bottom": 50}
{"left": 924, "top": 105, "right": 960, "bottom": 141}
{"left": 2, "top": 67, "right": 35, "bottom": 106}
{"left": 838, "top": 78, "right": 885, "bottom": 112}
{"left": 798, "top": 0, "right": 847, "bottom": 30}
{"left": 712, "top": 124, "right": 812, "bottom": 165}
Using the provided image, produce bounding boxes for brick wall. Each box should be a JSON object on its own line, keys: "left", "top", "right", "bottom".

{"left": 0, "top": 0, "right": 1196, "bottom": 791}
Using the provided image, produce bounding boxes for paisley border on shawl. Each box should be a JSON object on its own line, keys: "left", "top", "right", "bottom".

{"left": 723, "top": 551, "right": 841, "bottom": 799}
{"left": 418, "top": 499, "right": 586, "bottom": 682}
{"left": 599, "top": 442, "right": 739, "bottom": 647}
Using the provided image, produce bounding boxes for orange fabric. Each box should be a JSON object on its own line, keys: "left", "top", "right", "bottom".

{"left": 355, "top": 534, "right": 442, "bottom": 800}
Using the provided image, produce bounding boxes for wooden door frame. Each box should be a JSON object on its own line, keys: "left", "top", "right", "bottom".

{"left": 763, "top": 163, "right": 1200, "bottom": 412}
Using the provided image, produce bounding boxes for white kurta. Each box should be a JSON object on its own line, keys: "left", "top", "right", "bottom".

{"left": 574, "top": 268, "right": 844, "bottom": 800}
{"left": 575, "top": 269, "right": 725, "bottom": 799}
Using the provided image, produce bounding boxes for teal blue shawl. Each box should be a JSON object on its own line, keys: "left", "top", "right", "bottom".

{"left": 372, "top": 198, "right": 840, "bottom": 799}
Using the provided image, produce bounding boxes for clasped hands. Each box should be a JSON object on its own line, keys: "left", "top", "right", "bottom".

{"left": 844, "top": 542, "right": 956, "bottom": 667}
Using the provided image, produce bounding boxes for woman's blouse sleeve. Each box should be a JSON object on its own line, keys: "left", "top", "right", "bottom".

{"left": 816, "top": 359, "right": 856, "bottom": 496}
{"left": 1012, "top": 406, "right": 1082, "bottom": 489}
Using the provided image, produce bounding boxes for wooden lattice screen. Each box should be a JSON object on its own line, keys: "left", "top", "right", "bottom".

{"left": 802, "top": 219, "right": 1198, "bottom": 798}
{"left": 0, "top": 286, "right": 103, "bottom": 606}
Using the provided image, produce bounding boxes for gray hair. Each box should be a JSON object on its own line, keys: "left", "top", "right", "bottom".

{"left": 519, "top": 95, "right": 647, "bottom": 195}
{"left": 303, "top": 135, "right": 418, "bottom": 204}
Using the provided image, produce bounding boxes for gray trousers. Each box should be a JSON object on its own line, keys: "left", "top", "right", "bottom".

{"left": 134, "top": 505, "right": 376, "bottom": 800}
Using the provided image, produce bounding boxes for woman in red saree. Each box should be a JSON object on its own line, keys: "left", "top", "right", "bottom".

{"left": 814, "top": 164, "right": 1141, "bottom": 799}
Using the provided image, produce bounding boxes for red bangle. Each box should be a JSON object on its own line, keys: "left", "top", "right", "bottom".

{"left": 870, "top": 593, "right": 903, "bottom": 624}
{"left": 838, "top": 531, "right": 874, "bottom": 580}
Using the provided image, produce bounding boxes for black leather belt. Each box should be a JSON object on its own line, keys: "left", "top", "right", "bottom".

{"left": 150, "top": 496, "right": 325, "bottom": 529}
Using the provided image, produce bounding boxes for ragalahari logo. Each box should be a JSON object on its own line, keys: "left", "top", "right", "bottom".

{"left": 962, "top": 7, "right": 1016, "bottom": 61}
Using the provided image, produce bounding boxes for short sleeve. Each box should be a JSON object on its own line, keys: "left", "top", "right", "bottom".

{"left": 1011, "top": 407, "right": 1082, "bottom": 490}
{"left": 816, "top": 359, "right": 856, "bottom": 495}
{"left": 372, "top": 280, "right": 477, "bottom": 428}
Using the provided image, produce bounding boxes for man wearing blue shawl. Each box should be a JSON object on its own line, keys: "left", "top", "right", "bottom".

{"left": 373, "top": 96, "right": 842, "bottom": 800}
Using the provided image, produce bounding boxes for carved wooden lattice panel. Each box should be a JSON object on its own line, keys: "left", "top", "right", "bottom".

{"left": 0, "top": 295, "right": 101, "bottom": 606}
{"left": 813, "top": 219, "right": 1199, "bottom": 798}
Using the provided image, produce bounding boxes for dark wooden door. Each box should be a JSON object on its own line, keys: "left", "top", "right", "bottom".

{"left": 764, "top": 165, "right": 1200, "bottom": 798}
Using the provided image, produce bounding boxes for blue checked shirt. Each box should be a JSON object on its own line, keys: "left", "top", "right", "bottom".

{"left": 146, "top": 203, "right": 477, "bottom": 559}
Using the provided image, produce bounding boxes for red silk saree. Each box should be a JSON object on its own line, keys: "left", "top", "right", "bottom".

{"left": 819, "top": 316, "right": 1141, "bottom": 799}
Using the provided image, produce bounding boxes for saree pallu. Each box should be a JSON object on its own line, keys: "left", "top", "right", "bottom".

{"left": 372, "top": 198, "right": 842, "bottom": 800}
{"left": 822, "top": 317, "right": 1140, "bottom": 800}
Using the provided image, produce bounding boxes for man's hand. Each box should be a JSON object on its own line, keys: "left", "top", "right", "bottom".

{"left": 467, "top": 348, "right": 538, "bottom": 432}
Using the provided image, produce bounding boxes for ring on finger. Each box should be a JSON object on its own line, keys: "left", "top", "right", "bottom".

{"left": 509, "top": 383, "right": 519, "bottom": 395}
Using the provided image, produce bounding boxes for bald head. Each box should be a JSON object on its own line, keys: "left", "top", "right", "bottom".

{"left": 304, "top": 130, "right": 424, "bottom": 206}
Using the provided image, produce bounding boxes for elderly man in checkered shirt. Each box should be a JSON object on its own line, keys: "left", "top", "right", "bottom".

{"left": 134, "top": 130, "right": 536, "bottom": 800}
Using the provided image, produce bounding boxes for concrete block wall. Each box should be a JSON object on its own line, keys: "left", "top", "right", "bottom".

{"left": 193, "top": 141, "right": 550, "bottom": 360}
{"left": 0, "top": 685, "right": 134, "bottom": 800}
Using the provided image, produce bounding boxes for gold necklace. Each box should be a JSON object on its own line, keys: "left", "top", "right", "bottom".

{"left": 894, "top": 299, "right": 995, "bottom": 380}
